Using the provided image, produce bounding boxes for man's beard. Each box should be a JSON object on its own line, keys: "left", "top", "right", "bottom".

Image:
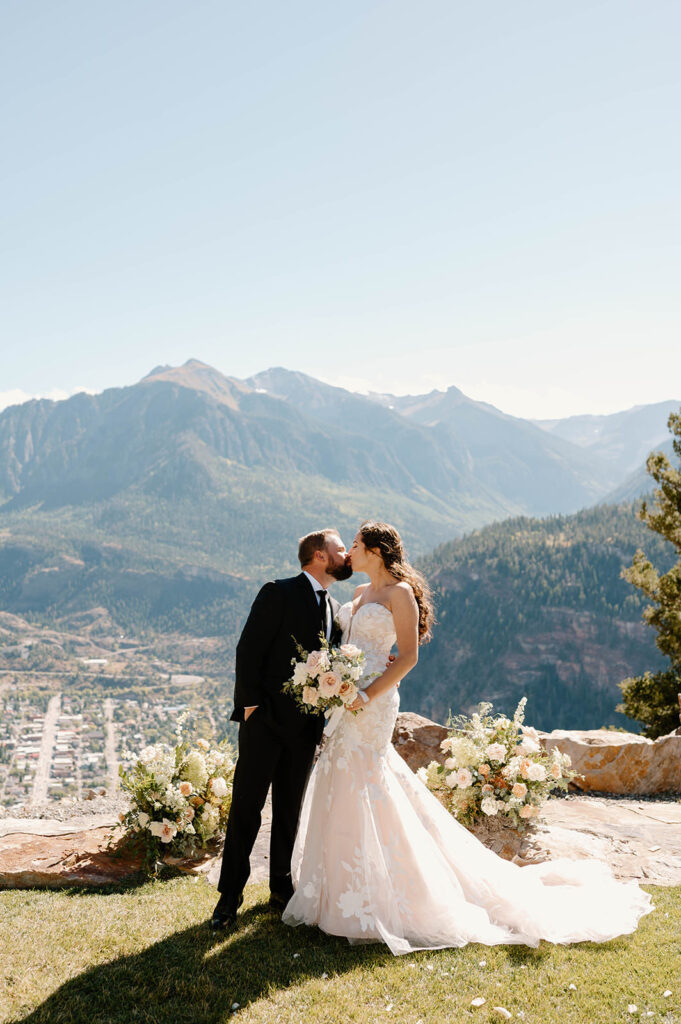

{"left": 327, "top": 558, "right": 353, "bottom": 582}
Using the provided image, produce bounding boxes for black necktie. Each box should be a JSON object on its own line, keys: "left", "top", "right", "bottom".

{"left": 318, "top": 589, "right": 329, "bottom": 639}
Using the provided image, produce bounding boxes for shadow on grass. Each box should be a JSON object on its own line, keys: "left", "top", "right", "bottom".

{"left": 15, "top": 895, "right": 395, "bottom": 1024}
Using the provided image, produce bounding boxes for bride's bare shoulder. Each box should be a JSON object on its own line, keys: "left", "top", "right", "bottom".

{"left": 353, "top": 582, "right": 370, "bottom": 599}
{"left": 387, "top": 581, "right": 417, "bottom": 608}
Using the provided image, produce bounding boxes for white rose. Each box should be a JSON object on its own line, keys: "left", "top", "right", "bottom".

{"left": 485, "top": 742, "right": 506, "bottom": 762}
{"left": 455, "top": 768, "right": 473, "bottom": 789}
{"left": 445, "top": 772, "right": 458, "bottom": 789}
{"left": 517, "top": 737, "right": 541, "bottom": 755}
{"left": 137, "top": 811, "right": 150, "bottom": 827}
{"left": 481, "top": 797, "right": 499, "bottom": 816}
{"left": 444, "top": 757, "right": 457, "bottom": 770}
{"left": 209, "top": 776, "right": 228, "bottom": 799}
{"left": 293, "top": 661, "right": 309, "bottom": 686}
{"left": 339, "top": 643, "right": 362, "bottom": 659}
{"left": 525, "top": 762, "right": 546, "bottom": 782}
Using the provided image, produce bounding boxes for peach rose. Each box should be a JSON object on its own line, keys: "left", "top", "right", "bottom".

{"left": 302, "top": 685, "right": 319, "bottom": 706}
{"left": 337, "top": 679, "right": 358, "bottom": 704}
{"left": 512, "top": 782, "right": 528, "bottom": 799}
{"left": 318, "top": 670, "right": 342, "bottom": 697}
{"left": 306, "top": 650, "right": 329, "bottom": 678}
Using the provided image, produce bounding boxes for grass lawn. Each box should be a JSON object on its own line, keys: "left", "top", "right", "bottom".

{"left": 0, "top": 878, "right": 679, "bottom": 1024}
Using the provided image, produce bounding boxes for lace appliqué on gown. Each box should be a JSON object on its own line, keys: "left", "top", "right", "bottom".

{"left": 282, "top": 601, "right": 653, "bottom": 955}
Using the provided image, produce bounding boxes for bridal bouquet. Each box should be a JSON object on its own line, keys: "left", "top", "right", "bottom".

{"left": 282, "top": 637, "right": 370, "bottom": 716}
{"left": 421, "top": 697, "right": 578, "bottom": 830}
{"left": 113, "top": 713, "right": 235, "bottom": 874}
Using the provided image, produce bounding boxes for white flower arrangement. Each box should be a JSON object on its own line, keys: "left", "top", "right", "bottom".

{"left": 423, "top": 698, "right": 578, "bottom": 830}
{"left": 114, "top": 712, "right": 235, "bottom": 873}
{"left": 283, "top": 637, "right": 374, "bottom": 716}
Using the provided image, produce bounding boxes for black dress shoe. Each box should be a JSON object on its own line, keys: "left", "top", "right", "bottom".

{"left": 268, "top": 891, "right": 292, "bottom": 911}
{"left": 211, "top": 894, "right": 243, "bottom": 932}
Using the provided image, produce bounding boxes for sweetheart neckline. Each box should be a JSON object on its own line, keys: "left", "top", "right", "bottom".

{"left": 345, "top": 601, "right": 393, "bottom": 644}
{"left": 347, "top": 600, "right": 393, "bottom": 621}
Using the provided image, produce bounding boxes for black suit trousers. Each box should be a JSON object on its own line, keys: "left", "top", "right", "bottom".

{"left": 216, "top": 707, "right": 318, "bottom": 907}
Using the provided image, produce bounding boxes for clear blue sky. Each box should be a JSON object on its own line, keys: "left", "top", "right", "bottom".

{"left": 2, "top": 0, "right": 679, "bottom": 418}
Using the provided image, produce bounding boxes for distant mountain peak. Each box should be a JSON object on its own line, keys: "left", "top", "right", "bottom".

{"left": 141, "top": 360, "right": 251, "bottom": 409}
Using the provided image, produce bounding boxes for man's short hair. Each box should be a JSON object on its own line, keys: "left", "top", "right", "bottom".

{"left": 298, "top": 528, "right": 340, "bottom": 568}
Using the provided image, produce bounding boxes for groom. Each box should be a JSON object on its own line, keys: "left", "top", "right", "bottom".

{"left": 211, "top": 528, "right": 351, "bottom": 930}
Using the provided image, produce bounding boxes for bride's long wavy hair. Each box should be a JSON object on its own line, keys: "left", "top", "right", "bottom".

{"left": 358, "top": 521, "right": 434, "bottom": 645}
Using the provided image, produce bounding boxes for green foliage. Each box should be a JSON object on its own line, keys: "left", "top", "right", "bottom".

{"left": 409, "top": 503, "right": 675, "bottom": 731}
{"left": 620, "top": 410, "right": 681, "bottom": 737}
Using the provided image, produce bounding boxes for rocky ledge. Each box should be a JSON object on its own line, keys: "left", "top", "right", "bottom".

{"left": 392, "top": 711, "right": 681, "bottom": 796}
{"left": 1, "top": 713, "right": 678, "bottom": 891}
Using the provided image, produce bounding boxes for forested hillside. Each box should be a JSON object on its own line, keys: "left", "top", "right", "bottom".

{"left": 404, "top": 503, "right": 675, "bottom": 731}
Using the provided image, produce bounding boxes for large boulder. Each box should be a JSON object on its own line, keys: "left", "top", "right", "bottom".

{"left": 539, "top": 729, "right": 681, "bottom": 795}
{"left": 391, "top": 712, "right": 448, "bottom": 771}
{"left": 0, "top": 817, "right": 143, "bottom": 888}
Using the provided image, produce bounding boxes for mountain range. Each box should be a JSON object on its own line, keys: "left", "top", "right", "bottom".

{"left": 1, "top": 360, "right": 676, "bottom": 530}
{"left": 0, "top": 359, "right": 677, "bottom": 729}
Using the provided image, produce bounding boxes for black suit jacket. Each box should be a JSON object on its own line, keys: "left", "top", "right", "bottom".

{"left": 231, "top": 573, "right": 342, "bottom": 737}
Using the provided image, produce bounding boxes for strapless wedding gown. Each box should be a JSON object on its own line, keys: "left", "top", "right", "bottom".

{"left": 282, "top": 601, "right": 653, "bottom": 955}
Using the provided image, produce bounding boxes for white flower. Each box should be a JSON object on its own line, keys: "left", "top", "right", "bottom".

{"left": 137, "top": 811, "right": 150, "bottom": 827}
{"left": 481, "top": 796, "right": 499, "bottom": 816}
{"left": 302, "top": 685, "right": 319, "bottom": 706}
{"left": 197, "top": 738, "right": 210, "bottom": 752}
{"left": 445, "top": 772, "right": 458, "bottom": 789}
{"left": 455, "top": 768, "right": 473, "bottom": 789}
{"left": 209, "top": 775, "right": 228, "bottom": 799}
{"left": 293, "top": 661, "right": 309, "bottom": 686}
{"left": 485, "top": 742, "right": 506, "bottom": 762}
{"left": 149, "top": 818, "right": 178, "bottom": 843}
{"left": 525, "top": 762, "right": 546, "bottom": 782}
{"left": 182, "top": 750, "right": 208, "bottom": 790}
{"left": 444, "top": 757, "right": 457, "bottom": 770}
{"left": 517, "top": 736, "right": 541, "bottom": 755}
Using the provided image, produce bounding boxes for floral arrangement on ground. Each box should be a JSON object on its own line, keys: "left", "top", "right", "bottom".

{"left": 112, "top": 712, "right": 235, "bottom": 873}
{"left": 420, "top": 697, "right": 578, "bottom": 829}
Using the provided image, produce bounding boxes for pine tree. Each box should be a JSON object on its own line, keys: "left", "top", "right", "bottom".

{"left": 619, "top": 411, "right": 681, "bottom": 737}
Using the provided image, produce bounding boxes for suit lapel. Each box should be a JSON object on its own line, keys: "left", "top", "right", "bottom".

{"left": 296, "top": 573, "right": 323, "bottom": 630}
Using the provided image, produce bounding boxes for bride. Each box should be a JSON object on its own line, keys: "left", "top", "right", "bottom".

{"left": 282, "top": 521, "right": 653, "bottom": 955}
